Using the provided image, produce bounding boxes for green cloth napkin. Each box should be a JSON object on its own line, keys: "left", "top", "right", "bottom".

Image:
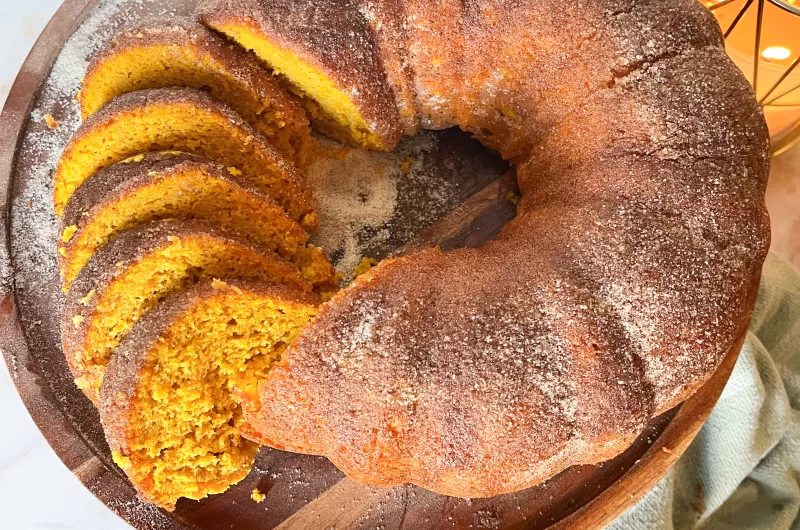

{"left": 609, "top": 252, "right": 800, "bottom": 529}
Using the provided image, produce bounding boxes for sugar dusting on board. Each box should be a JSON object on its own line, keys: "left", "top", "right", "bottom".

{"left": 307, "top": 132, "right": 460, "bottom": 282}
{"left": 4, "top": 1, "right": 174, "bottom": 524}
{"left": 12, "top": 0, "right": 152, "bottom": 291}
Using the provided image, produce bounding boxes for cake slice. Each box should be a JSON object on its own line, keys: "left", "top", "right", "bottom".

{"left": 53, "top": 88, "right": 317, "bottom": 230}
{"left": 79, "top": 17, "right": 313, "bottom": 167}
{"left": 58, "top": 152, "right": 335, "bottom": 291}
{"left": 62, "top": 218, "right": 311, "bottom": 404}
{"left": 197, "top": 0, "right": 402, "bottom": 150}
{"left": 100, "top": 278, "right": 319, "bottom": 510}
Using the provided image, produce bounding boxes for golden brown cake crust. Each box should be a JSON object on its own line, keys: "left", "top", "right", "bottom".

{"left": 56, "top": 87, "right": 318, "bottom": 229}
{"left": 211, "top": 0, "right": 770, "bottom": 497}
{"left": 197, "top": 0, "right": 403, "bottom": 149}
{"left": 80, "top": 16, "right": 313, "bottom": 166}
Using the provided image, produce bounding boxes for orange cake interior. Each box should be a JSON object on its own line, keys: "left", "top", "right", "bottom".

{"left": 59, "top": 152, "right": 334, "bottom": 291}
{"left": 101, "top": 279, "right": 318, "bottom": 510}
{"left": 79, "top": 18, "right": 312, "bottom": 167}
{"left": 64, "top": 220, "right": 310, "bottom": 404}
{"left": 53, "top": 88, "right": 317, "bottom": 231}
{"left": 210, "top": 20, "right": 386, "bottom": 149}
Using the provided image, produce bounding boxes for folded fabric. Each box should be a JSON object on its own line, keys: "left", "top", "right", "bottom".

{"left": 610, "top": 252, "right": 800, "bottom": 530}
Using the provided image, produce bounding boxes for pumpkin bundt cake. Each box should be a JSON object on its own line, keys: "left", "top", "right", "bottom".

{"left": 58, "top": 152, "right": 335, "bottom": 291}
{"left": 53, "top": 87, "right": 317, "bottom": 230}
{"left": 196, "top": 0, "right": 772, "bottom": 497}
{"left": 62, "top": 218, "right": 311, "bottom": 404}
{"left": 79, "top": 17, "right": 313, "bottom": 167}
{"left": 100, "top": 278, "right": 319, "bottom": 510}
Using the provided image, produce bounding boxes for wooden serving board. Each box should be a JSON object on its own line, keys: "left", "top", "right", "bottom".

{"left": 0, "top": 0, "right": 756, "bottom": 529}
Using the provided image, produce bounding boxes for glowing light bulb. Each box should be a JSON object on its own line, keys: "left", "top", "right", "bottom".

{"left": 762, "top": 46, "right": 792, "bottom": 61}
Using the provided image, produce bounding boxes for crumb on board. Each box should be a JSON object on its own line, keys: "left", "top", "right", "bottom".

{"left": 43, "top": 114, "right": 60, "bottom": 129}
{"left": 251, "top": 488, "right": 266, "bottom": 503}
{"left": 505, "top": 191, "right": 521, "bottom": 205}
{"left": 400, "top": 157, "right": 414, "bottom": 174}
{"left": 211, "top": 279, "right": 229, "bottom": 290}
{"left": 353, "top": 257, "right": 379, "bottom": 278}
{"left": 79, "top": 289, "right": 96, "bottom": 306}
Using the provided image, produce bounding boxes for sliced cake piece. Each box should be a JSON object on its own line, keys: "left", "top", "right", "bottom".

{"left": 62, "top": 218, "right": 311, "bottom": 405}
{"left": 100, "top": 278, "right": 319, "bottom": 510}
{"left": 79, "top": 17, "right": 313, "bottom": 167}
{"left": 58, "top": 152, "right": 335, "bottom": 291}
{"left": 197, "top": 0, "right": 402, "bottom": 150}
{"left": 53, "top": 88, "right": 317, "bottom": 230}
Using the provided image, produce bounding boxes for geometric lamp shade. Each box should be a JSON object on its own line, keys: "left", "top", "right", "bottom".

{"left": 703, "top": 0, "right": 800, "bottom": 155}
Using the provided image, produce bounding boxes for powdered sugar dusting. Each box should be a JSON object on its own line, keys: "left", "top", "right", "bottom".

{"left": 307, "top": 131, "right": 462, "bottom": 282}
{"left": 4, "top": 0, "right": 185, "bottom": 527}
{"left": 13, "top": 0, "right": 151, "bottom": 290}
{"left": 306, "top": 137, "right": 399, "bottom": 280}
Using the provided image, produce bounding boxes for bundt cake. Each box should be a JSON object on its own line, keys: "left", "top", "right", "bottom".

{"left": 62, "top": 218, "right": 311, "bottom": 404}
{"left": 58, "top": 151, "right": 335, "bottom": 291}
{"left": 197, "top": 0, "right": 772, "bottom": 497}
{"left": 100, "top": 278, "right": 319, "bottom": 510}
{"left": 53, "top": 87, "right": 317, "bottom": 230}
{"left": 79, "top": 17, "right": 313, "bottom": 167}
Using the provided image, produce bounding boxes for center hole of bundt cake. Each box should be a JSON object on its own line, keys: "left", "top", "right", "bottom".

{"left": 305, "top": 128, "right": 512, "bottom": 283}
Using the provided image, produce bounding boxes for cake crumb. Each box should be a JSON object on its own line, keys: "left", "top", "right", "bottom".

{"left": 61, "top": 224, "right": 78, "bottom": 243}
{"left": 211, "top": 278, "right": 229, "bottom": 290}
{"left": 79, "top": 289, "right": 96, "bottom": 306}
{"left": 43, "top": 114, "right": 60, "bottom": 129}
{"left": 251, "top": 488, "right": 266, "bottom": 503}
{"left": 353, "top": 257, "right": 378, "bottom": 278}
{"left": 505, "top": 191, "right": 521, "bottom": 205}
{"left": 400, "top": 157, "right": 413, "bottom": 174}
{"left": 121, "top": 154, "right": 145, "bottom": 164}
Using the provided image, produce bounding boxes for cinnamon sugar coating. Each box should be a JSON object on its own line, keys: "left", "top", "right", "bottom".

{"left": 198, "top": 0, "right": 402, "bottom": 149}
{"left": 217, "top": 0, "right": 770, "bottom": 497}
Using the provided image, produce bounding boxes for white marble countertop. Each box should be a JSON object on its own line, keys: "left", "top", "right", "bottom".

{"left": 1, "top": 3, "right": 129, "bottom": 528}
